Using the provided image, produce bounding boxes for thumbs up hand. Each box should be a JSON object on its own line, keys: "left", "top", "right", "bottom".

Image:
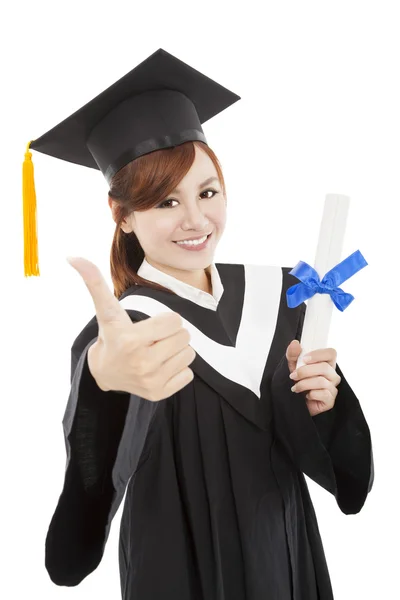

{"left": 66, "top": 257, "right": 196, "bottom": 402}
{"left": 286, "top": 340, "right": 341, "bottom": 417}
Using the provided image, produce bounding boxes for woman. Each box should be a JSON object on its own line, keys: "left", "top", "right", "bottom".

{"left": 27, "top": 49, "right": 373, "bottom": 599}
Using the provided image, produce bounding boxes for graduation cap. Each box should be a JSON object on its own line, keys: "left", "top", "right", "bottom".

{"left": 22, "top": 47, "right": 241, "bottom": 277}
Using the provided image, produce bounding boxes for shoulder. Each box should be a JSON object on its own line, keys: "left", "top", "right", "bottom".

{"left": 215, "top": 261, "right": 299, "bottom": 292}
{"left": 218, "top": 261, "right": 296, "bottom": 279}
{"left": 217, "top": 261, "right": 293, "bottom": 272}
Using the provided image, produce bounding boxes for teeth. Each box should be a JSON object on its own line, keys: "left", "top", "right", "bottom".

{"left": 176, "top": 234, "right": 208, "bottom": 246}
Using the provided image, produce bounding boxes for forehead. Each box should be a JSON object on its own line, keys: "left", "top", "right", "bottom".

{"left": 172, "top": 146, "right": 218, "bottom": 190}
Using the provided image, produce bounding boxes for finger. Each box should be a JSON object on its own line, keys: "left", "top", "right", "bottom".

{"left": 67, "top": 256, "right": 132, "bottom": 329}
{"left": 161, "top": 367, "right": 195, "bottom": 400}
{"left": 139, "top": 312, "right": 189, "bottom": 346}
{"left": 286, "top": 340, "right": 302, "bottom": 360}
{"left": 290, "top": 361, "right": 338, "bottom": 383}
{"left": 291, "top": 375, "right": 332, "bottom": 394}
{"left": 305, "top": 396, "right": 329, "bottom": 417}
{"left": 305, "top": 387, "right": 336, "bottom": 410}
{"left": 67, "top": 257, "right": 185, "bottom": 344}
{"left": 302, "top": 347, "right": 337, "bottom": 368}
{"left": 142, "top": 319, "right": 193, "bottom": 364}
{"left": 286, "top": 339, "right": 302, "bottom": 372}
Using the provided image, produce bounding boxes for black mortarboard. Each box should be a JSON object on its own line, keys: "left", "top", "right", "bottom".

{"left": 22, "top": 47, "right": 241, "bottom": 276}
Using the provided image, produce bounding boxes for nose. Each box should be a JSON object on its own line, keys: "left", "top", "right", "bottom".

{"left": 180, "top": 203, "right": 209, "bottom": 231}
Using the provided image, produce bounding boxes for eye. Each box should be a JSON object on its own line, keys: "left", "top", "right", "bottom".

{"left": 156, "top": 188, "right": 219, "bottom": 209}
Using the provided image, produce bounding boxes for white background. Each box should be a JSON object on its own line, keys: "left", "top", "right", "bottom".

{"left": 1, "top": 0, "right": 397, "bottom": 598}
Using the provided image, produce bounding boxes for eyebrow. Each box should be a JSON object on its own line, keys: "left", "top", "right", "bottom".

{"left": 171, "top": 176, "right": 219, "bottom": 194}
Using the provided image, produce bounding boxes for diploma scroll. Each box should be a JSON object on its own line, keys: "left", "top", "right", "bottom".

{"left": 298, "top": 194, "right": 349, "bottom": 368}
{"left": 287, "top": 194, "right": 366, "bottom": 370}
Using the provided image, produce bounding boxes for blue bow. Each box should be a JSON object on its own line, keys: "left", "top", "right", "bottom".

{"left": 286, "top": 249, "right": 368, "bottom": 311}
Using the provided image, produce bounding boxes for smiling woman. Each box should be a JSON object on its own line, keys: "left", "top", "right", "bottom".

{"left": 108, "top": 140, "right": 227, "bottom": 298}
{"left": 27, "top": 47, "right": 373, "bottom": 600}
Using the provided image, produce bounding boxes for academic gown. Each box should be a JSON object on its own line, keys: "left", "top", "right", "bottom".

{"left": 44, "top": 261, "right": 374, "bottom": 600}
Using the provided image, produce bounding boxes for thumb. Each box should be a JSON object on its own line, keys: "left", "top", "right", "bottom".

{"left": 286, "top": 339, "right": 302, "bottom": 374}
{"left": 66, "top": 256, "right": 132, "bottom": 332}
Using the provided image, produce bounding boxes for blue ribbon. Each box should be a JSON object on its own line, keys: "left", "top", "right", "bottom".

{"left": 286, "top": 249, "right": 368, "bottom": 311}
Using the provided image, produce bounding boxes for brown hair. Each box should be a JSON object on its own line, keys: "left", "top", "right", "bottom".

{"left": 108, "top": 140, "right": 227, "bottom": 299}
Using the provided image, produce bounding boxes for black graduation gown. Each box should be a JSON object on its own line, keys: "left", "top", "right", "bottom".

{"left": 45, "top": 262, "right": 374, "bottom": 600}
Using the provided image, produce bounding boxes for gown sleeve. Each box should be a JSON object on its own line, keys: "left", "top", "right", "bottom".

{"left": 45, "top": 317, "right": 157, "bottom": 586}
{"left": 270, "top": 301, "right": 374, "bottom": 515}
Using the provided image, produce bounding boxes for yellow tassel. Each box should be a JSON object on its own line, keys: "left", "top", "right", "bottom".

{"left": 22, "top": 141, "right": 40, "bottom": 276}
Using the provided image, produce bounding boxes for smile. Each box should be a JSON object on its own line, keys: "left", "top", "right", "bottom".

{"left": 172, "top": 232, "right": 212, "bottom": 251}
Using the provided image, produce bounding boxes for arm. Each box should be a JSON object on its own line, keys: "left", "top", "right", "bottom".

{"left": 45, "top": 318, "right": 157, "bottom": 586}
{"left": 270, "top": 302, "right": 374, "bottom": 514}
{"left": 45, "top": 339, "right": 131, "bottom": 585}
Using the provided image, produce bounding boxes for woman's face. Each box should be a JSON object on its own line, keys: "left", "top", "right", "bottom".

{"left": 109, "top": 144, "right": 227, "bottom": 281}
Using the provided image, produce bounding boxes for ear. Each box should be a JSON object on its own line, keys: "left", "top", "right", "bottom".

{"left": 108, "top": 196, "right": 135, "bottom": 234}
{"left": 120, "top": 221, "right": 133, "bottom": 234}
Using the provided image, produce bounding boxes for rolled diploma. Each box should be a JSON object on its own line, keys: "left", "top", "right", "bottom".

{"left": 296, "top": 194, "right": 350, "bottom": 369}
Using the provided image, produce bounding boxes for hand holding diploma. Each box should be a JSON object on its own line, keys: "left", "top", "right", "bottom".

{"left": 285, "top": 340, "right": 341, "bottom": 416}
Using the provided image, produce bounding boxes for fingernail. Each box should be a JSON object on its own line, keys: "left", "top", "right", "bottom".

{"left": 291, "top": 385, "right": 297, "bottom": 392}
{"left": 303, "top": 355, "right": 311, "bottom": 363}
{"left": 289, "top": 371, "right": 298, "bottom": 379}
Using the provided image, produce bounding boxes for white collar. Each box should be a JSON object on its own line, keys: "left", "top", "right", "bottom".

{"left": 137, "top": 257, "right": 224, "bottom": 311}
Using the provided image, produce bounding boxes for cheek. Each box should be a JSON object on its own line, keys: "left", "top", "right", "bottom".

{"left": 148, "top": 221, "right": 174, "bottom": 243}
{"left": 213, "top": 203, "right": 227, "bottom": 230}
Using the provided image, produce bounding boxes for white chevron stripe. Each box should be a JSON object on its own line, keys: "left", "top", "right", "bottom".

{"left": 119, "top": 264, "right": 283, "bottom": 398}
